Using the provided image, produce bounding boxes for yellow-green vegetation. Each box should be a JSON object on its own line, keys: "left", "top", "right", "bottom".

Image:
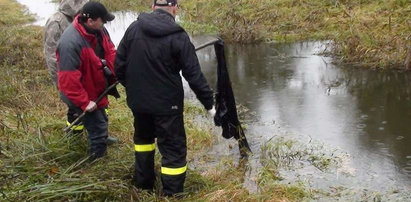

{"left": 0, "top": 0, "right": 308, "bottom": 201}
{"left": 179, "top": 0, "right": 411, "bottom": 69}
{"left": 96, "top": 0, "right": 151, "bottom": 12}
{"left": 261, "top": 137, "right": 342, "bottom": 172}
{"left": 256, "top": 137, "right": 349, "bottom": 201}
{"left": 0, "top": 0, "right": 33, "bottom": 25}
{"left": 54, "top": 0, "right": 151, "bottom": 12}
{"left": 82, "top": 0, "right": 410, "bottom": 68}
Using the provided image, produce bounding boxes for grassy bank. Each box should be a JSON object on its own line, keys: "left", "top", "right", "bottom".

{"left": 0, "top": 0, "right": 309, "bottom": 201}
{"left": 178, "top": 0, "right": 411, "bottom": 69}
{"left": 91, "top": 0, "right": 410, "bottom": 69}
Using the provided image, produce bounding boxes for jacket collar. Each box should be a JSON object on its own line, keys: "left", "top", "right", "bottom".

{"left": 153, "top": 9, "right": 175, "bottom": 22}
{"left": 72, "top": 15, "right": 100, "bottom": 45}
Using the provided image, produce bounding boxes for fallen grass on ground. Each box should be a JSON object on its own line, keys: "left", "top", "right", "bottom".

{"left": 0, "top": 0, "right": 309, "bottom": 201}
{"left": 260, "top": 136, "right": 344, "bottom": 172}
{"left": 257, "top": 136, "right": 352, "bottom": 201}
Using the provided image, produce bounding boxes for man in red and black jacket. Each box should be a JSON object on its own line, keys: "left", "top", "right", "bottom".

{"left": 57, "top": 1, "right": 119, "bottom": 160}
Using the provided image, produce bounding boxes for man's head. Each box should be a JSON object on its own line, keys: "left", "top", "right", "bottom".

{"left": 79, "top": 1, "right": 115, "bottom": 30}
{"left": 152, "top": 0, "right": 178, "bottom": 16}
{"left": 59, "top": 0, "right": 89, "bottom": 18}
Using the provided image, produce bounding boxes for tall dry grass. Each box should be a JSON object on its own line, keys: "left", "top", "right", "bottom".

{"left": 179, "top": 0, "right": 411, "bottom": 69}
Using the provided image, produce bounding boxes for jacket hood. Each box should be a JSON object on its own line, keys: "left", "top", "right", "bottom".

{"left": 59, "top": 0, "right": 88, "bottom": 18}
{"left": 138, "top": 9, "right": 183, "bottom": 37}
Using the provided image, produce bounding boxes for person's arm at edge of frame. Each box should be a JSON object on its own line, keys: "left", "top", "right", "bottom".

{"left": 44, "top": 20, "right": 61, "bottom": 83}
{"left": 177, "top": 33, "right": 214, "bottom": 111}
{"left": 102, "top": 28, "right": 118, "bottom": 85}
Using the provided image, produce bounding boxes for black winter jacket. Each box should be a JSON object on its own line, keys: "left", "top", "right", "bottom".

{"left": 115, "top": 9, "right": 214, "bottom": 115}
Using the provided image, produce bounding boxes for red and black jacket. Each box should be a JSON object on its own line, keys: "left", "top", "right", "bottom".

{"left": 57, "top": 15, "right": 116, "bottom": 111}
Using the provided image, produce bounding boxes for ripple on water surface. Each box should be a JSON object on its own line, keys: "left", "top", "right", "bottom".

{"left": 356, "top": 123, "right": 366, "bottom": 129}
{"left": 403, "top": 166, "right": 411, "bottom": 176}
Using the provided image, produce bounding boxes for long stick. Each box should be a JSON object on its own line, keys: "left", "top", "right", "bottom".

{"left": 195, "top": 38, "right": 221, "bottom": 51}
{"left": 64, "top": 39, "right": 219, "bottom": 133}
{"left": 63, "top": 81, "right": 119, "bottom": 133}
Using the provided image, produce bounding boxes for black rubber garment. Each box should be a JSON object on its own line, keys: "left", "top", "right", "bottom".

{"left": 213, "top": 40, "right": 252, "bottom": 157}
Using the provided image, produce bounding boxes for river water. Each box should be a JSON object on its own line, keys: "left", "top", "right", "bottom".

{"left": 196, "top": 40, "right": 411, "bottom": 198}
{"left": 18, "top": 0, "right": 411, "bottom": 199}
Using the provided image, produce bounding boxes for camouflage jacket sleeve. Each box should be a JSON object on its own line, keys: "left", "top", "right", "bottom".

{"left": 44, "top": 19, "right": 63, "bottom": 83}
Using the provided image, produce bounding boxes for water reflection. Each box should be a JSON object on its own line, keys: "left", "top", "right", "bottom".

{"left": 106, "top": 11, "right": 139, "bottom": 47}
{"left": 197, "top": 41, "right": 411, "bottom": 189}
{"left": 346, "top": 69, "right": 411, "bottom": 179}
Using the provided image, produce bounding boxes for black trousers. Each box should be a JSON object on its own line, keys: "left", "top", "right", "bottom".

{"left": 67, "top": 106, "right": 84, "bottom": 134}
{"left": 83, "top": 108, "right": 108, "bottom": 160}
{"left": 132, "top": 112, "right": 187, "bottom": 196}
{"left": 66, "top": 105, "right": 108, "bottom": 160}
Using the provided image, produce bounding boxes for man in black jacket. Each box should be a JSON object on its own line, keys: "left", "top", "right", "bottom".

{"left": 115, "top": 0, "right": 215, "bottom": 196}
